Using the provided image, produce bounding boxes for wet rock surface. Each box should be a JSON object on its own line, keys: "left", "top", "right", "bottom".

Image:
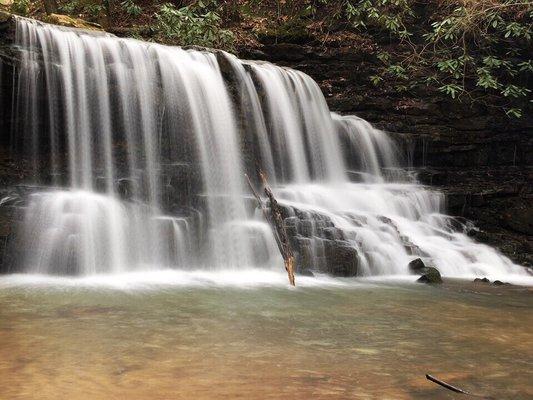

{"left": 417, "top": 267, "right": 443, "bottom": 284}
{"left": 280, "top": 204, "right": 358, "bottom": 277}
{"left": 408, "top": 258, "right": 426, "bottom": 273}
{"left": 408, "top": 258, "right": 443, "bottom": 284}
{"left": 474, "top": 277, "right": 512, "bottom": 286}
{"left": 0, "top": 194, "right": 24, "bottom": 273}
{"left": 241, "top": 41, "right": 532, "bottom": 268}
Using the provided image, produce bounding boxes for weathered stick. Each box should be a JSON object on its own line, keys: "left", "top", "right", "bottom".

{"left": 426, "top": 374, "right": 494, "bottom": 399}
{"left": 245, "top": 173, "right": 295, "bottom": 286}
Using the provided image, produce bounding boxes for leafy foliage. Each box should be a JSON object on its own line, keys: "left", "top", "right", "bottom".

{"left": 121, "top": 0, "right": 142, "bottom": 17}
{"left": 154, "top": 1, "right": 234, "bottom": 49}
{"left": 58, "top": 0, "right": 103, "bottom": 20}
{"left": 342, "top": 0, "right": 532, "bottom": 117}
{"left": 346, "top": 0, "right": 413, "bottom": 39}
{"left": 24, "top": 0, "right": 530, "bottom": 117}
{"left": 10, "top": 0, "right": 30, "bottom": 16}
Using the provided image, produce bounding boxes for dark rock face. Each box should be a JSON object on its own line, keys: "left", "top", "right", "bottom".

{"left": 241, "top": 41, "right": 532, "bottom": 268}
{"left": 0, "top": 13, "right": 16, "bottom": 147}
{"left": 280, "top": 204, "right": 358, "bottom": 277}
{"left": 502, "top": 201, "right": 533, "bottom": 236}
{"left": 0, "top": 208, "right": 14, "bottom": 273}
{"left": 0, "top": 197, "right": 24, "bottom": 273}
{"left": 408, "top": 258, "right": 426, "bottom": 272}
{"left": 324, "top": 241, "right": 358, "bottom": 277}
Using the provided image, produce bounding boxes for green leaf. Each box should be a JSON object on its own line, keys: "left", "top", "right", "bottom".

{"left": 370, "top": 75, "right": 383, "bottom": 85}
{"left": 505, "top": 108, "right": 522, "bottom": 118}
{"left": 438, "top": 84, "right": 463, "bottom": 99}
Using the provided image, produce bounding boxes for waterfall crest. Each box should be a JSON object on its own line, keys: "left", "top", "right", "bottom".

{"left": 9, "top": 18, "right": 526, "bottom": 279}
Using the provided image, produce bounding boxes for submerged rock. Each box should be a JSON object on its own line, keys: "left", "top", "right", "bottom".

{"left": 408, "top": 258, "right": 442, "bottom": 284}
{"left": 492, "top": 280, "right": 509, "bottom": 286}
{"left": 473, "top": 278, "right": 510, "bottom": 286}
{"left": 417, "top": 267, "right": 443, "bottom": 284}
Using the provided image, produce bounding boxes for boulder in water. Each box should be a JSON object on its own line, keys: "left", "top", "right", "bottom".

{"left": 408, "top": 258, "right": 426, "bottom": 272}
{"left": 417, "top": 267, "right": 443, "bottom": 284}
{"left": 473, "top": 278, "right": 510, "bottom": 286}
{"left": 408, "top": 258, "right": 442, "bottom": 284}
{"left": 492, "top": 280, "right": 509, "bottom": 286}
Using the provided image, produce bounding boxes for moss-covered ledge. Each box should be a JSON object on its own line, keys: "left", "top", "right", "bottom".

{"left": 42, "top": 13, "right": 102, "bottom": 30}
{"left": 0, "top": 9, "right": 103, "bottom": 32}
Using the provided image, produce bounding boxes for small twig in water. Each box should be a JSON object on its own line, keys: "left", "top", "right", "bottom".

{"left": 426, "top": 374, "right": 494, "bottom": 399}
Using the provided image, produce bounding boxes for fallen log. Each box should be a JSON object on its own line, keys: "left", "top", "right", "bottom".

{"left": 245, "top": 172, "right": 295, "bottom": 286}
{"left": 426, "top": 374, "right": 494, "bottom": 399}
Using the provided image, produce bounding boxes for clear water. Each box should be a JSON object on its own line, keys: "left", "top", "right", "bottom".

{"left": 0, "top": 275, "right": 532, "bottom": 399}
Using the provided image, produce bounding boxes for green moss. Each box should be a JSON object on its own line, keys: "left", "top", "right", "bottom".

{"left": 417, "top": 267, "right": 443, "bottom": 284}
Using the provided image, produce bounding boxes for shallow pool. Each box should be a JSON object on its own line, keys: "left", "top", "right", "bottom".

{"left": 0, "top": 271, "right": 532, "bottom": 399}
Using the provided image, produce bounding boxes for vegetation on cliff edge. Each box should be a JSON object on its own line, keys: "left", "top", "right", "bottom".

{"left": 4, "top": 0, "right": 532, "bottom": 117}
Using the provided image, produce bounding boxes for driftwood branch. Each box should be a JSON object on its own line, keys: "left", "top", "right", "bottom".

{"left": 426, "top": 374, "right": 494, "bottom": 399}
{"left": 245, "top": 172, "right": 295, "bottom": 286}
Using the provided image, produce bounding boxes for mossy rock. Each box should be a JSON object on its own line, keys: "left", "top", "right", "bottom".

{"left": 0, "top": 10, "right": 13, "bottom": 23}
{"left": 43, "top": 13, "right": 102, "bottom": 31}
{"left": 417, "top": 267, "right": 443, "bottom": 284}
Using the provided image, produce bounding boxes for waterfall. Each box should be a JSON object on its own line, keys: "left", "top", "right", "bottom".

{"left": 8, "top": 17, "right": 526, "bottom": 279}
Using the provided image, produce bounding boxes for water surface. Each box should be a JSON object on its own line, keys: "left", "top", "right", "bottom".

{"left": 0, "top": 272, "right": 532, "bottom": 399}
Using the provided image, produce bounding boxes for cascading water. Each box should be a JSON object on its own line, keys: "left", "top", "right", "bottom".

{"left": 6, "top": 17, "right": 528, "bottom": 280}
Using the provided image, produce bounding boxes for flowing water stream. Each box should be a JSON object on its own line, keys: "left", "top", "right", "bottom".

{"left": 5, "top": 17, "right": 529, "bottom": 282}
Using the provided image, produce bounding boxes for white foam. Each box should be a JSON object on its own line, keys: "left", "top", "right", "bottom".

{"left": 2, "top": 270, "right": 531, "bottom": 291}
{"left": 0, "top": 269, "right": 357, "bottom": 290}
